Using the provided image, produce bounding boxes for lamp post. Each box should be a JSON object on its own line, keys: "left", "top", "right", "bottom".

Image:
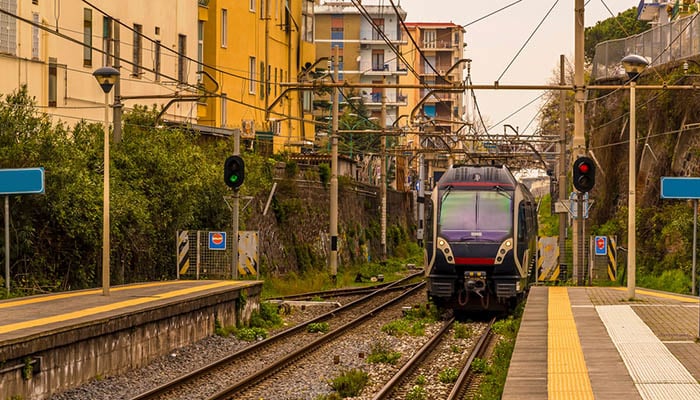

{"left": 93, "top": 66, "right": 120, "bottom": 296}
{"left": 621, "top": 54, "right": 648, "bottom": 299}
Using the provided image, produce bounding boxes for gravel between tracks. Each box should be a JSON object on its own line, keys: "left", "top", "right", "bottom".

{"left": 49, "top": 291, "right": 484, "bottom": 400}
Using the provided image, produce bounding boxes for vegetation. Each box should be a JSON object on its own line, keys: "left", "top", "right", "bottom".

{"left": 406, "top": 385, "right": 428, "bottom": 400}
{"left": 584, "top": 7, "right": 650, "bottom": 62}
{"left": 472, "top": 306, "right": 523, "bottom": 400}
{"left": 327, "top": 368, "right": 369, "bottom": 398}
{"left": 366, "top": 341, "right": 402, "bottom": 365}
{"left": 437, "top": 367, "right": 459, "bottom": 384}
{"left": 307, "top": 322, "right": 330, "bottom": 334}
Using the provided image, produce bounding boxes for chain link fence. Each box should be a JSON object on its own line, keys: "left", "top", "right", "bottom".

{"left": 176, "top": 230, "right": 258, "bottom": 280}
{"left": 592, "top": 14, "right": 700, "bottom": 81}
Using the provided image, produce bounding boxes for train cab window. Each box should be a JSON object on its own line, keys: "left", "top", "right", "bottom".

{"left": 439, "top": 191, "right": 512, "bottom": 242}
{"left": 518, "top": 203, "right": 526, "bottom": 240}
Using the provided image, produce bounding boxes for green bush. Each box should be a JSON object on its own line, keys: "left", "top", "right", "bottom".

{"left": 235, "top": 327, "right": 268, "bottom": 341}
{"left": 366, "top": 341, "right": 402, "bottom": 365}
{"left": 249, "top": 302, "right": 283, "bottom": 329}
{"left": 329, "top": 369, "right": 368, "bottom": 397}
{"left": 307, "top": 322, "right": 330, "bottom": 333}
{"left": 438, "top": 367, "right": 459, "bottom": 383}
{"left": 453, "top": 322, "right": 474, "bottom": 339}
{"left": 406, "top": 385, "right": 427, "bottom": 400}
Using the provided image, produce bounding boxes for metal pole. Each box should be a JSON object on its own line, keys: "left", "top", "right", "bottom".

{"left": 628, "top": 80, "right": 637, "bottom": 299}
{"left": 232, "top": 130, "right": 240, "bottom": 280}
{"left": 558, "top": 54, "right": 567, "bottom": 278}
{"left": 417, "top": 154, "right": 425, "bottom": 247}
{"left": 330, "top": 46, "right": 339, "bottom": 281}
{"left": 572, "top": 0, "right": 585, "bottom": 282}
{"left": 4, "top": 196, "right": 9, "bottom": 292}
{"left": 112, "top": 20, "right": 122, "bottom": 144}
{"left": 577, "top": 191, "right": 583, "bottom": 286}
{"left": 693, "top": 199, "right": 697, "bottom": 295}
{"left": 102, "top": 91, "right": 110, "bottom": 296}
{"left": 380, "top": 76, "right": 387, "bottom": 261}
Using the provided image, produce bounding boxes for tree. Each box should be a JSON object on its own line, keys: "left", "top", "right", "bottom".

{"left": 584, "top": 8, "right": 651, "bottom": 63}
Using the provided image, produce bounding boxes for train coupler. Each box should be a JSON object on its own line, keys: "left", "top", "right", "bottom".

{"left": 463, "top": 271, "right": 487, "bottom": 298}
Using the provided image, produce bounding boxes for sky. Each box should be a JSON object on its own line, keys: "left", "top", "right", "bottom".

{"left": 395, "top": 0, "right": 635, "bottom": 136}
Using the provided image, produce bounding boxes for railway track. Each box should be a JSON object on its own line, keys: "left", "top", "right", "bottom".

{"left": 374, "top": 316, "right": 495, "bottom": 400}
{"left": 129, "top": 275, "right": 424, "bottom": 400}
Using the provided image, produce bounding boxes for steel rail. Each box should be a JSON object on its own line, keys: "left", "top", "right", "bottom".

{"left": 129, "top": 279, "right": 424, "bottom": 400}
{"left": 207, "top": 282, "right": 426, "bottom": 400}
{"left": 446, "top": 317, "right": 497, "bottom": 400}
{"left": 372, "top": 317, "right": 456, "bottom": 400}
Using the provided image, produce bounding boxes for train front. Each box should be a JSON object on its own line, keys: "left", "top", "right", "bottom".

{"left": 425, "top": 165, "right": 529, "bottom": 311}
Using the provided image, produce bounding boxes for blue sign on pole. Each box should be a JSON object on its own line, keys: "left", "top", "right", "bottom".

{"left": 0, "top": 168, "right": 45, "bottom": 195}
{"left": 208, "top": 231, "right": 227, "bottom": 250}
{"left": 594, "top": 236, "right": 607, "bottom": 256}
{"left": 660, "top": 177, "right": 700, "bottom": 199}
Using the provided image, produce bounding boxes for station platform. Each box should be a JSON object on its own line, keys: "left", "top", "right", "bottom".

{"left": 0, "top": 279, "right": 262, "bottom": 400}
{"left": 503, "top": 286, "right": 700, "bottom": 400}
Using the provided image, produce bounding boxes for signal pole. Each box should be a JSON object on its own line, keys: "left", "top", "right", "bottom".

{"left": 329, "top": 46, "right": 339, "bottom": 281}
{"left": 572, "top": 0, "right": 585, "bottom": 281}
{"left": 380, "top": 76, "right": 387, "bottom": 260}
{"left": 558, "top": 54, "right": 567, "bottom": 281}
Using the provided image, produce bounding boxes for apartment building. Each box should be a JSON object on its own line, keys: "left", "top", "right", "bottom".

{"left": 0, "top": 0, "right": 201, "bottom": 128}
{"left": 199, "top": 0, "right": 317, "bottom": 154}
{"left": 314, "top": 1, "right": 407, "bottom": 127}
{"left": 400, "top": 21, "right": 466, "bottom": 185}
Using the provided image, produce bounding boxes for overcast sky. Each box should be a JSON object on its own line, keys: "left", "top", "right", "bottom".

{"left": 395, "top": 0, "right": 635, "bottom": 135}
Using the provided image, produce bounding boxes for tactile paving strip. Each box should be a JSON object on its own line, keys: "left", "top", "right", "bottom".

{"left": 597, "top": 305, "right": 700, "bottom": 399}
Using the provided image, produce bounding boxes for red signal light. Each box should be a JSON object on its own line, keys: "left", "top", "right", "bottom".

{"left": 578, "top": 163, "right": 590, "bottom": 173}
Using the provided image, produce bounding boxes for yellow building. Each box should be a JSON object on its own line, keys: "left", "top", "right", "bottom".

{"left": 0, "top": 0, "right": 201, "bottom": 128}
{"left": 200, "top": 0, "right": 317, "bottom": 154}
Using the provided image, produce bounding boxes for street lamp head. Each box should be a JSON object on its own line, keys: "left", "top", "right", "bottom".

{"left": 93, "top": 66, "right": 120, "bottom": 94}
{"left": 621, "top": 54, "right": 649, "bottom": 81}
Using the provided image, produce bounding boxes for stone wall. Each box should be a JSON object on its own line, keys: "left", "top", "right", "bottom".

{"left": 244, "top": 164, "right": 416, "bottom": 276}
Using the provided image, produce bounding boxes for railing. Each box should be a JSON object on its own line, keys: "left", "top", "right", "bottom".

{"left": 591, "top": 13, "right": 700, "bottom": 80}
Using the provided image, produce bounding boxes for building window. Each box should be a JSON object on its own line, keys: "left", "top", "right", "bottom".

{"left": 372, "top": 18, "right": 384, "bottom": 41}
{"left": 32, "top": 0, "right": 38, "bottom": 4}
{"left": 249, "top": 56, "right": 256, "bottom": 94}
{"left": 178, "top": 34, "right": 187, "bottom": 83}
{"left": 424, "top": 30, "right": 436, "bottom": 48}
{"left": 260, "top": 0, "right": 265, "bottom": 19}
{"left": 372, "top": 49, "right": 385, "bottom": 71}
{"left": 83, "top": 8, "right": 92, "bottom": 67}
{"left": 154, "top": 40, "right": 161, "bottom": 81}
{"left": 0, "top": 0, "right": 17, "bottom": 56}
{"left": 48, "top": 58, "right": 57, "bottom": 107}
{"left": 132, "top": 24, "right": 142, "bottom": 77}
{"left": 221, "top": 92, "right": 227, "bottom": 127}
{"left": 102, "top": 17, "right": 112, "bottom": 66}
{"left": 259, "top": 61, "right": 265, "bottom": 99}
{"left": 197, "top": 21, "right": 203, "bottom": 83}
{"left": 301, "top": 0, "right": 313, "bottom": 43}
{"left": 221, "top": 9, "right": 227, "bottom": 48}
{"left": 31, "top": 13, "right": 39, "bottom": 59}
{"left": 249, "top": 0, "right": 255, "bottom": 12}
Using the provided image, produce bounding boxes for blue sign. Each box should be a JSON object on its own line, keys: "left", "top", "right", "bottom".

{"left": 208, "top": 231, "right": 227, "bottom": 250}
{"left": 0, "top": 168, "right": 45, "bottom": 195}
{"left": 660, "top": 177, "right": 700, "bottom": 199}
{"left": 594, "top": 236, "right": 607, "bottom": 256}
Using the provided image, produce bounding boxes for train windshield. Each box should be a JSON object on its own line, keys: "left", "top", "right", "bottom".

{"left": 438, "top": 191, "right": 512, "bottom": 242}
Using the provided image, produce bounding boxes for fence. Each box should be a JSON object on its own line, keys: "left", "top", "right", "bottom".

{"left": 176, "top": 230, "right": 259, "bottom": 280}
{"left": 591, "top": 14, "right": 700, "bottom": 81}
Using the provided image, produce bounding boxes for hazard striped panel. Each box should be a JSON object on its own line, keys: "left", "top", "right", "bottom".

{"left": 177, "top": 231, "right": 190, "bottom": 275}
{"left": 607, "top": 236, "right": 617, "bottom": 281}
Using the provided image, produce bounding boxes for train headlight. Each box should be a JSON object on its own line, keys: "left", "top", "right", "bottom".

{"left": 505, "top": 240, "right": 512, "bottom": 248}
{"left": 439, "top": 239, "right": 445, "bottom": 246}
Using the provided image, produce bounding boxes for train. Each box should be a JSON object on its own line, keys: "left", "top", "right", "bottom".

{"left": 424, "top": 164, "right": 538, "bottom": 312}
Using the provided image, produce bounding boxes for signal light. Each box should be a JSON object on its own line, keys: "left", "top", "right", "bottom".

{"left": 572, "top": 156, "right": 595, "bottom": 193}
{"left": 224, "top": 155, "right": 245, "bottom": 189}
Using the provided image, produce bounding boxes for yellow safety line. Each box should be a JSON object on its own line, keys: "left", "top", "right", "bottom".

{"left": 611, "top": 287, "right": 699, "bottom": 303}
{"left": 0, "top": 281, "right": 193, "bottom": 309}
{"left": 548, "top": 287, "right": 594, "bottom": 399}
{"left": 0, "top": 281, "right": 242, "bottom": 334}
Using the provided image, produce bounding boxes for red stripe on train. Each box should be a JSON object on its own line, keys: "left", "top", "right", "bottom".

{"left": 454, "top": 257, "right": 494, "bottom": 265}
